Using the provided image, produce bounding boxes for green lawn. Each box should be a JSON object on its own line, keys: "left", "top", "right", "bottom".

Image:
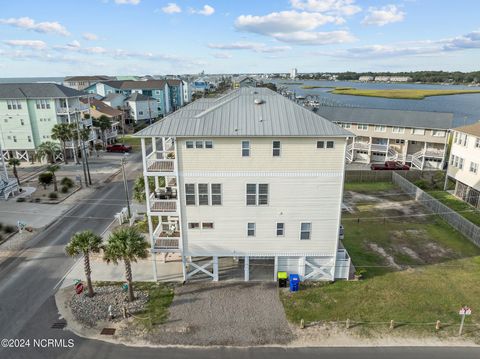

{"left": 121, "top": 135, "right": 142, "bottom": 150}
{"left": 330, "top": 88, "right": 480, "bottom": 100}
{"left": 134, "top": 282, "right": 174, "bottom": 328}
{"left": 281, "top": 185, "right": 480, "bottom": 338}
{"left": 344, "top": 181, "right": 396, "bottom": 192}
{"left": 429, "top": 191, "right": 480, "bottom": 227}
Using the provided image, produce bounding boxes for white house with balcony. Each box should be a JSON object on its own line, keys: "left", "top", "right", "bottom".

{"left": 0, "top": 144, "right": 19, "bottom": 200}
{"left": 446, "top": 122, "right": 480, "bottom": 208}
{"left": 316, "top": 106, "right": 452, "bottom": 170}
{"left": 135, "top": 87, "right": 353, "bottom": 282}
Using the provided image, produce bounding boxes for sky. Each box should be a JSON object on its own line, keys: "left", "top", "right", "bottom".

{"left": 0, "top": 0, "right": 479, "bottom": 77}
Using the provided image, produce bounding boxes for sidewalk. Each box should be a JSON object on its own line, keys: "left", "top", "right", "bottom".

{"left": 61, "top": 254, "right": 183, "bottom": 288}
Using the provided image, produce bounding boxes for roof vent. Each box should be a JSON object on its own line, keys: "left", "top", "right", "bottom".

{"left": 254, "top": 98, "right": 264, "bottom": 105}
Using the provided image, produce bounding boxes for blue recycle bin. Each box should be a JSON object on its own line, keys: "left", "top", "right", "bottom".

{"left": 289, "top": 274, "right": 300, "bottom": 292}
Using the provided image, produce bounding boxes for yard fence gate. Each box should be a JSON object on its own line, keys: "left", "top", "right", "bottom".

{"left": 392, "top": 172, "right": 480, "bottom": 247}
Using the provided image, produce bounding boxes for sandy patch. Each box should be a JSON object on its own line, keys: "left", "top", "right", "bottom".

{"left": 368, "top": 243, "right": 402, "bottom": 270}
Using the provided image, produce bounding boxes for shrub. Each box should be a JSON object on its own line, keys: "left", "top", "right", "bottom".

{"left": 16, "top": 197, "right": 26, "bottom": 202}
{"left": 48, "top": 192, "right": 58, "bottom": 200}
{"left": 4, "top": 225, "right": 16, "bottom": 234}
{"left": 61, "top": 186, "right": 69, "bottom": 194}
{"left": 414, "top": 179, "right": 428, "bottom": 190}
{"left": 38, "top": 172, "right": 53, "bottom": 189}
{"left": 60, "top": 177, "right": 74, "bottom": 188}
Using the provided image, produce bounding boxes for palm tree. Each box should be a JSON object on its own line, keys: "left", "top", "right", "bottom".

{"left": 65, "top": 230, "right": 103, "bottom": 298}
{"left": 36, "top": 141, "right": 61, "bottom": 164}
{"left": 103, "top": 227, "right": 149, "bottom": 302}
{"left": 51, "top": 123, "right": 73, "bottom": 164}
{"left": 93, "top": 115, "right": 112, "bottom": 149}
{"left": 46, "top": 164, "right": 60, "bottom": 192}
{"left": 7, "top": 158, "right": 21, "bottom": 186}
{"left": 132, "top": 176, "right": 160, "bottom": 203}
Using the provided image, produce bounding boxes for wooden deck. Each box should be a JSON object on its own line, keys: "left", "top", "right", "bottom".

{"left": 155, "top": 238, "right": 180, "bottom": 250}
{"left": 151, "top": 200, "right": 177, "bottom": 212}
{"left": 148, "top": 160, "right": 174, "bottom": 172}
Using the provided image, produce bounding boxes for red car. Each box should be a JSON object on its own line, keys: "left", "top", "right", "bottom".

{"left": 106, "top": 144, "right": 132, "bottom": 153}
{"left": 371, "top": 161, "right": 410, "bottom": 170}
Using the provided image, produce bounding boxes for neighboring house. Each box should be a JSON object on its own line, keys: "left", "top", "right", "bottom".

{"left": 359, "top": 76, "right": 374, "bottom": 82}
{"left": 102, "top": 93, "right": 126, "bottom": 109}
{"left": 63, "top": 75, "right": 111, "bottom": 91}
{"left": 191, "top": 78, "right": 209, "bottom": 93}
{"left": 0, "top": 83, "right": 89, "bottom": 162}
{"left": 182, "top": 80, "right": 192, "bottom": 104}
{"left": 232, "top": 76, "right": 257, "bottom": 89}
{"left": 316, "top": 106, "right": 452, "bottom": 170}
{"left": 135, "top": 87, "right": 353, "bottom": 282}
{"left": 85, "top": 80, "right": 174, "bottom": 116}
{"left": 447, "top": 122, "right": 480, "bottom": 208}
{"left": 125, "top": 93, "right": 158, "bottom": 123}
{"left": 0, "top": 144, "right": 19, "bottom": 200}
{"left": 80, "top": 98, "right": 120, "bottom": 145}
{"left": 166, "top": 79, "right": 184, "bottom": 111}
{"left": 290, "top": 68, "right": 298, "bottom": 79}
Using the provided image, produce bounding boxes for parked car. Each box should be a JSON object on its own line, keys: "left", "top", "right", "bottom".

{"left": 106, "top": 144, "right": 132, "bottom": 153}
{"left": 371, "top": 161, "right": 410, "bottom": 171}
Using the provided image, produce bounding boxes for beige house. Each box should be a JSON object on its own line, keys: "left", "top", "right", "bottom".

{"left": 135, "top": 88, "right": 353, "bottom": 282}
{"left": 316, "top": 107, "right": 453, "bottom": 170}
{"left": 447, "top": 122, "right": 480, "bottom": 208}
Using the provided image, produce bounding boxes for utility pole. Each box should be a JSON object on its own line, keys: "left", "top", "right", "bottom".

{"left": 121, "top": 156, "right": 131, "bottom": 218}
{"left": 75, "top": 110, "right": 89, "bottom": 187}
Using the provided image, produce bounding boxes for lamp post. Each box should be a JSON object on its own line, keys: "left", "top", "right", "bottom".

{"left": 121, "top": 155, "right": 131, "bottom": 218}
{"left": 75, "top": 109, "right": 89, "bottom": 187}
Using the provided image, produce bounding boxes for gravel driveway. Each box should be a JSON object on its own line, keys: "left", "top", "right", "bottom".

{"left": 148, "top": 282, "right": 293, "bottom": 346}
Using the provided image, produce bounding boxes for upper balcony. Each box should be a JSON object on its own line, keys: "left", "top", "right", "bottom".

{"left": 146, "top": 151, "right": 175, "bottom": 174}
{"left": 149, "top": 187, "right": 178, "bottom": 215}
{"left": 152, "top": 220, "right": 181, "bottom": 252}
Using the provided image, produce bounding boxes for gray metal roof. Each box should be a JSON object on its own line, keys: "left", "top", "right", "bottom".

{"left": 0, "top": 83, "right": 85, "bottom": 99}
{"left": 316, "top": 106, "right": 453, "bottom": 130}
{"left": 135, "top": 88, "right": 352, "bottom": 138}
{"left": 127, "top": 93, "right": 154, "bottom": 102}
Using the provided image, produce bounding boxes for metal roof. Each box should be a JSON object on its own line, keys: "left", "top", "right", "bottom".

{"left": 454, "top": 121, "right": 480, "bottom": 137}
{"left": 101, "top": 80, "right": 167, "bottom": 90}
{"left": 0, "top": 83, "right": 86, "bottom": 99}
{"left": 127, "top": 93, "right": 154, "bottom": 102}
{"left": 316, "top": 106, "right": 453, "bottom": 130}
{"left": 135, "top": 88, "right": 352, "bottom": 138}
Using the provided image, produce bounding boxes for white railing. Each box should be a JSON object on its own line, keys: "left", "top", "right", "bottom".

{"left": 352, "top": 142, "right": 369, "bottom": 150}
{"left": 424, "top": 148, "right": 445, "bottom": 158}
{"left": 335, "top": 249, "right": 351, "bottom": 280}
{"left": 149, "top": 193, "right": 178, "bottom": 213}
{"left": 411, "top": 151, "right": 423, "bottom": 169}
{"left": 370, "top": 143, "right": 388, "bottom": 152}
{"left": 146, "top": 151, "right": 175, "bottom": 173}
{"left": 153, "top": 223, "right": 181, "bottom": 250}
{"left": 386, "top": 147, "right": 399, "bottom": 161}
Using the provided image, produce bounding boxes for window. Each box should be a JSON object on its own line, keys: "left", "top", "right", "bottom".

{"left": 258, "top": 184, "right": 269, "bottom": 205}
{"left": 205, "top": 140, "right": 213, "bottom": 149}
{"left": 202, "top": 222, "right": 214, "bottom": 229}
{"left": 395, "top": 139, "right": 405, "bottom": 144}
{"left": 272, "top": 141, "right": 281, "bottom": 157}
{"left": 412, "top": 128, "right": 425, "bottom": 135}
{"left": 246, "top": 184, "right": 257, "bottom": 205}
{"left": 276, "top": 223, "right": 285, "bottom": 236}
{"left": 247, "top": 223, "right": 256, "bottom": 237}
{"left": 326, "top": 141, "right": 334, "bottom": 149}
{"left": 392, "top": 127, "right": 405, "bottom": 134}
{"left": 7, "top": 100, "right": 21, "bottom": 110}
{"left": 476, "top": 138, "right": 480, "bottom": 148}
{"left": 13, "top": 136, "right": 17, "bottom": 143}
{"left": 20, "top": 119, "right": 24, "bottom": 126}
{"left": 470, "top": 162, "right": 479, "bottom": 174}
{"left": 211, "top": 184, "right": 222, "bottom": 205}
{"left": 185, "top": 184, "right": 196, "bottom": 205}
{"left": 316, "top": 141, "right": 325, "bottom": 149}
{"left": 339, "top": 123, "right": 351, "bottom": 129}
{"left": 195, "top": 141, "right": 204, "bottom": 149}
{"left": 242, "top": 140, "right": 250, "bottom": 157}
{"left": 198, "top": 183, "right": 209, "bottom": 205}
{"left": 139, "top": 111, "right": 143, "bottom": 115}
{"left": 450, "top": 154, "right": 455, "bottom": 166}
{"left": 432, "top": 130, "right": 446, "bottom": 137}
{"left": 300, "top": 222, "right": 311, "bottom": 240}
{"left": 374, "top": 125, "right": 386, "bottom": 132}
{"left": 459, "top": 157, "right": 464, "bottom": 170}
{"left": 188, "top": 223, "right": 200, "bottom": 229}
{"left": 463, "top": 135, "right": 468, "bottom": 146}
{"left": 186, "top": 141, "right": 194, "bottom": 148}
{"left": 27, "top": 136, "right": 31, "bottom": 142}
{"left": 357, "top": 124, "right": 368, "bottom": 131}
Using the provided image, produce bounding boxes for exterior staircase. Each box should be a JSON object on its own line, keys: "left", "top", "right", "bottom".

{"left": 386, "top": 147, "right": 399, "bottom": 161}
{"left": 410, "top": 151, "right": 424, "bottom": 170}
{"left": 345, "top": 144, "right": 353, "bottom": 163}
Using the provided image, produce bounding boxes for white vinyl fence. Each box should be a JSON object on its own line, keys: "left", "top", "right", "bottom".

{"left": 392, "top": 172, "right": 480, "bottom": 247}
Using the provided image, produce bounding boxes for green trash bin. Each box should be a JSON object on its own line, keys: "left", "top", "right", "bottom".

{"left": 278, "top": 271, "right": 288, "bottom": 288}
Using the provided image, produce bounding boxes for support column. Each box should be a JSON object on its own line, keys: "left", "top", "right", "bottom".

{"left": 152, "top": 252, "right": 158, "bottom": 282}
{"left": 244, "top": 256, "right": 249, "bottom": 281}
{"left": 181, "top": 255, "right": 187, "bottom": 282}
{"left": 299, "top": 257, "right": 306, "bottom": 280}
{"left": 213, "top": 256, "right": 219, "bottom": 281}
{"left": 274, "top": 256, "right": 278, "bottom": 281}
{"left": 403, "top": 140, "right": 409, "bottom": 164}
{"left": 368, "top": 136, "right": 372, "bottom": 162}
{"left": 421, "top": 142, "right": 427, "bottom": 170}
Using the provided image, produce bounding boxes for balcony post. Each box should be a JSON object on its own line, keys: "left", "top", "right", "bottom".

{"left": 421, "top": 142, "right": 427, "bottom": 170}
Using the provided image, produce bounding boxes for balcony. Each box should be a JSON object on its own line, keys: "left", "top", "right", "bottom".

{"left": 149, "top": 188, "right": 178, "bottom": 214}
{"left": 370, "top": 143, "right": 388, "bottom": 152}
{"left": 424, "top": 148, "right": 445, "bottom": 158}
{"left": 153, "top": 222, "right": 181, "bottom": 251}
{"left": 351, "top": 142, "right": 369, "bottom": 150}
{"left": 146, "top": 151, "right": 175, "bottom": 173}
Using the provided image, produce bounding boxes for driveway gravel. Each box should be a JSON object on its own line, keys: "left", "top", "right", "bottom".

{"left": 145, "top": 282, "right": 293, "bottom": 346}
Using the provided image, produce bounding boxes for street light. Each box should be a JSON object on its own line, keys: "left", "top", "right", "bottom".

{"left": 121, "top": 154, "right": 131, "bottom": 218}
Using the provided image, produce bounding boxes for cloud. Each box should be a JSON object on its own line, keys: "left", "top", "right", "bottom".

{"left": 290, "top": 0, "right": 361, "bottom": 16}
{"left": 362, "top": 5, "right": 405, "bottom": 26}
{"left": 114, "top": 0, "right": 140, "bottom": 4}
{"left": 191, "top": 4, "right": 215, "bottom": 16}
{"left": 161, "top": 3, "right": 181, "bottom": 14}
{"left": 207, "top": 41, "right": 291, "bottom": 53}
{"left": 82, "top": 32, "right": 98, "bottom": 41}
{"left": 212, "top": 52, "right": 232, "bottom": 59}
{"left": 443, "top": 31, "right": 480, "bottom": 51}
{"left": 0, "top": 17, "right": 70, "bottom": 36}
{"left": 272, "top": 30, "right": 355, "bottom": 45}
{"left": 3, "top": 40, "right": 47, "bottom": 50}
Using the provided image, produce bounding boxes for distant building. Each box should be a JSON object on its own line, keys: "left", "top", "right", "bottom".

{"left": 374, "top": 76, "right": 412, "bottom": 82}
{"left": 63, "top": 75, "right": 111, "bottom": 90}
{"left": 182, "top": 80, "right": 192, "bottom": 104}
{"left": 0, "top": 83, "right": 88, "bottom": 162}
{"left": 125, "top": 93, "right": 158, "bottom": 123}
{"left": 290, "top": 68, "right": 298, "bottom": 79}
{"left": 316, "top": 106, "right": 452, "bottom": 170}
{"left": 447, "top": 122, "right": 480, "bottom": 208}
{"left": 232, "top": 76, "right": 257, "bottom": 89}
{"left": 374, "top": 76, "right": 391, "bottom": 82}
{"left": 0, "top": 144, "right": 19, "bottom": 200}
{"left": 80, "top": 98, "right": 120, "bottom": 145}
{"left": 359, "top": 76, "right": 374, "bottom": 82}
